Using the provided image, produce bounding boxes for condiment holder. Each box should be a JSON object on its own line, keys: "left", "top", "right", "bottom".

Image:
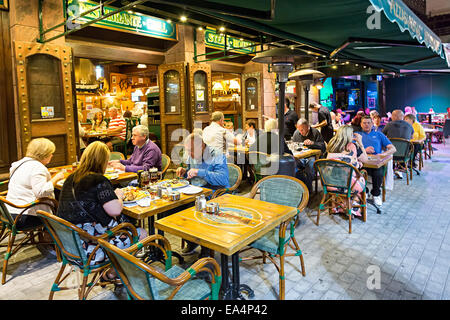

{"left": 169, "top": 191, "right": 181, "bottom": 201}
{"left": 206, "top": 202, "right": 220, "bottom": 214}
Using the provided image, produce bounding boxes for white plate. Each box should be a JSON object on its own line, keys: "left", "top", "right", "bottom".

{"left": 180, "top": 185, "right": 203, "bottom": 195}
{"left": 136, "top": 197, "right": 152, "bottom": 207}
{"left": 104, "top": 173, "right": 119, "bottom": 180}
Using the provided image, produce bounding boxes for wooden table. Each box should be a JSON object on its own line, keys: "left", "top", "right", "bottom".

{"left": 362, "top": 155, "right": 392, "bottom": 214}
{"left": 155, "top": 193, "right": 298, "bottom": 300}
{"left": 293, "top": 148, "right": 322, "bottom": 193}
{"left": 85, "top": 130, "right": 109, "bottom": 138}
{"left": 122, "top": 186, "right": 213, "bottom": 235}
{"left": 50, "top": 165, "right": 137, "bottom": 190}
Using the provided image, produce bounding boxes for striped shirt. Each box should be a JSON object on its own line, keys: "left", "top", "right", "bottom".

{"left": 108, "top": 116, "right": 126, "bottom": 140}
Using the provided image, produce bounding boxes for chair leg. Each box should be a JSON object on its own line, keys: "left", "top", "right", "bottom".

{"left": 290, "top": 237, "right": 306, "bottom": 276}
{"left": 279, "top": 254, "right": 285, "bottom": 300}
{"left": 49, "top": 262, "right": 68, "bottom": 300}
{"left": 347, "top": 198, "right": 352, "bottom": 234}
{"left": 362, "top": 191, "right": 367, "bottom": 223}
{"left": 2, "top": 232, "right": 16, "bottom": 285}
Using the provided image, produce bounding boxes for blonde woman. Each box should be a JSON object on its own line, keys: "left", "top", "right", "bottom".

{"left": 56, "top": 141, "right": 147, "bottom": 273}
{"left": 326, "top": 125, "right": 368, "bottom": 216}
{"left": 6, "top": 138, "right": 65, "bottom": 228}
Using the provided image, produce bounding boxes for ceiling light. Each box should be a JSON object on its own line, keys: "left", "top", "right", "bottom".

{"left": 137, "top": 64, "right": 147, "bottom": 69}
{"left": 198, "top": 26, "right": 203, "bottom": 31}
{"left": 229, "top": 80, "right": 240, "bottom": 90}
{"left": 219, "top": 27, "right": 225, "bottom": 32}
{"left": 212, "top": 82, "right": 224, "bottom": 91}
{"left": 180, "top": 16, "right": 187, "bottom": 22}
{"left": 332, "top": 65, "right": 338, "bottom": 69}
{"left": 166, "top": 19, "right": 172, "bottom": 23}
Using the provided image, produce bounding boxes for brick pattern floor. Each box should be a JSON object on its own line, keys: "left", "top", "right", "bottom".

{"left": 1, "top": 142, "right": 449, "bottom": 300}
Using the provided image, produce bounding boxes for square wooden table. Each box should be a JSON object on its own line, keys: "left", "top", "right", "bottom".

{"left": 154, "top": 193, "right": 298, "bottom": 300}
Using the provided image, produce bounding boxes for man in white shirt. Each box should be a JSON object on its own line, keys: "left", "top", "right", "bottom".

{"left": 202, "top": 111, "right": 240, "bottom": 154}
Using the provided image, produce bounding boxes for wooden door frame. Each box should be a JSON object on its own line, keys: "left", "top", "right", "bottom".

{"left": 242, "top": 72, "right": 262, "bottom": 129}
{"left": 188, "top": 63, "right": 212, "bottom": 130}
{"left": 13, "top": 41, "right": 78, "bottom": 165}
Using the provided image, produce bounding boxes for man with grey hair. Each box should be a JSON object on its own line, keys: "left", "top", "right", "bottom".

{"left": 382, "top": 109, "right": 414, "bottom": 140}
{"left": 109, "top": 124, "right": 161, "bottom": 172}
{"left": 202, "top": 111, "right": 240, "bottom": 154}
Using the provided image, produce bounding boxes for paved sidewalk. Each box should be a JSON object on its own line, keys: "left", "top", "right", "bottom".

{"left": 1, "top": 142, "right": 449, "bottom": 300}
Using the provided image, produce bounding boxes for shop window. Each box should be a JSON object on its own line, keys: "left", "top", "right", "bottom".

{"left": 163, "top": 70, "right": 181, "bottom": 114}
{"left": 193, "top": 71, "right": 208, "bottom": 113}
{"left": 212, "top": 73, "right": 241, "bottom": 112}
{"left": 26, "top": 54, "right": 64, "bottom": 120}
{"left": 245, "top": 77, "right": 258, "bottom": 111}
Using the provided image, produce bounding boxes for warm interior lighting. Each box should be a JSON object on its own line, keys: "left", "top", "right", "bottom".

{"left": 137, "top": 64, "right": 147, "bottom": 69}
{"left": 180, "top": 16, "right": 187, "bottom": 22}
{"left": 212, "top": 82, "right": 224, "bottom": 91}
{"left": 229, "top": 80, "right": 240, "bottom": 90}
{"left": 219, "top": 26, "right": 225, "bottom": 32}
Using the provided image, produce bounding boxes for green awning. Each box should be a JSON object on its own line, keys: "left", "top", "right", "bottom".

{"left": 190, "top": 0, "right": 449, "bottom": 71}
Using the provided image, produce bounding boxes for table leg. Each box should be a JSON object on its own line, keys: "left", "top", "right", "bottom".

{"left": 232, "top": 253, "right": 254, "bottom": 300}
{"left": 220, "top": 254, "right": 232, "bottom": 300}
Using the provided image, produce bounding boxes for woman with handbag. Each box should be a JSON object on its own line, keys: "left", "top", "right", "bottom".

{"left": 56, "top": 141, "right": 147, "bottom": 278}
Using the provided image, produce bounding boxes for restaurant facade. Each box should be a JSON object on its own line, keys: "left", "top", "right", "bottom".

{"left": 0, "top": 0, "right": 324, "bottom": 180}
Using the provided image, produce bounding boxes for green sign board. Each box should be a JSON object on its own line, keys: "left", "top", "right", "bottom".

{"left": 204, "top": 28, "right": 256, "bottom": 55}
{"left": 67, "top": 0, "right": 177, "bottom": 41}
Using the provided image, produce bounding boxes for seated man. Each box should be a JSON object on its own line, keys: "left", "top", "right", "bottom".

{"left": 382, "top": 109, "right": 414, "bottom": 140}
{"left": 250, "top": 118, "right": 292, "bottom": 155}
{"left": 356, "top": 116, "right": 396, "bottom": 207}
{"left": 176, "top": 133, "right": 229, "bottom": 257}
{"left": 404, "top": 113, "right": 425, "bottom": 168}
{"left": 176, "top": 133, "right": 230, "bottom": 191}
{"left": 106, "top": 106, "right": 127, "bottom": 151}
{"left": 109, "top": 125, "right": 162, "bottom": 172}
{"left": 291, "top": 118, "right": 326, "bottom": 193}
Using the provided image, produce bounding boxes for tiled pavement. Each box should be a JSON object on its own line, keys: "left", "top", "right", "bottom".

{"left": 1, "top": 142, "right": 449, "bottom": 300}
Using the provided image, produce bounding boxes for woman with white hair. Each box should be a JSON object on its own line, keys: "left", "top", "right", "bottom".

{"left": 249, "top": 118, "right": 292, "bottom": 155}
{"left": 5, "top": 138, "right": 65, "bottom": 228}
{"left": 109, "top": 125, "right": 162, "bottom": 172}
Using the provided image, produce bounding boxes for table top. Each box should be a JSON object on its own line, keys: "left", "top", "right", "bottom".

{"left": 50, "top": 165, "right": 137, "bottom": 190}
{"left": 362, "top": 155, "right": 393, "bottom": 169}
{"left": 154, "top": 193, "right": 298, "bottom": 256}
{"left": 122, "top": 187, "right": 213, "bottom": 220}
{"left": 293, "top": 148, "right": 321, "bottom": 159}
{"left": 86, "top": 130, "right": 109, "bottom": 138}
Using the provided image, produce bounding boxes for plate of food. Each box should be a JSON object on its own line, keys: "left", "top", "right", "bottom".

{"left": 157, "top": 179, "right": 190, "bottom": 189}
{"left": 180, "top": 185, "right": 203, "bottom": 195}
{"left": 105, "top": 167, "right": 118, "bottom": 174}
{"left": 121, "top": 187, "right": 149, "bottom": 203}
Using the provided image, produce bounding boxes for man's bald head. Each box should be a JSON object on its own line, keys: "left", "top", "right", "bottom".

{"left": 391, "top": 109, "right": 404, "bottom": 121}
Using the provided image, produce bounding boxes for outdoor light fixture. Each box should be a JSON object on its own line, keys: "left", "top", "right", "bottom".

{"left": 219, "top": 26, "right": 225, "bottom": 32}
{"left": 198, "top": 26, "right": 203, "bottom": 31}
{"left": 252, "top": 47, "right": 315, "bottom": 176}
{"left": 289, "top": 69, "right": 325, "bottom": 122}
{"left": 137, "top": 64, "right": 147, "bottom": 69}
{"left": 180, "top": 16, "right": 187, "bottom": 22}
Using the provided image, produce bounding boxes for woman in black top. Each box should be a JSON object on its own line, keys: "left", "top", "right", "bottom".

{"left": 57, "top": 141, "right": 147, "bottom": 274}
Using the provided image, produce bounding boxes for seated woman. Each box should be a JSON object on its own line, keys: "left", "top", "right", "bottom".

{"left": 56, "top": 141, "right": 147, "bottom": 277}
{"left": 326, "top": 125, "right": 368, "bottom": 217}
{"left": 6, "top": 138, "right": 65, "bottom": 229}
{"left": 91, "top": 111, "right": 108, "bottom": 131}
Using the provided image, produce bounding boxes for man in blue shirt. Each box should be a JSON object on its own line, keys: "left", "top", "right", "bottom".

{"left": 357, "top": 116, "right": 396, "bottom": 206}
{"left": 176, "top": 133, "right": 230, "bottom": 190}
{"left": 176, "top": 133, "right": 230, "bottom": 257}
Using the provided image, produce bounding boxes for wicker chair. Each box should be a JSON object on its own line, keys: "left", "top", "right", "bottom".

{"left": 248, "top": 151, "right": 279, "bottom": 183}
{"left": 390, "top": 138, "right": 414, "bottom": 185}
{"left": 98, "top": 235, "right": 222, "bottom": 300}
{"left": 314, "top": 159, "right": 368, "bottom": 234}
{"left": 239, "top": 175, "right": 309, "bottom": 300}
{"left": 212, "top": 163, "right": 242, "bottom": 198}
{"left": 110, "top": 151, "right": 125, "bottom": 161}
{"left": 35, "top": 210, "right": 139, "bottom": 300}
{"left": 161, "top": 154, "right": 171, "bottom": 178}
{"left": 0, "top": 193, "right": 58, "bottom": 284}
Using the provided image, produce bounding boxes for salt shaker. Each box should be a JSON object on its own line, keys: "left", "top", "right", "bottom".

{"left": 200, "top": 194, "right": 207, "bottom": 213}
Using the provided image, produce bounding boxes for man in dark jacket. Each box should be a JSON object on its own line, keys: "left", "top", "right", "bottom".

{"left": 284, "top": 98, "right": 299, "bottom": 141}
{"left": 310, "top": 102, "right": 334, "bottom": 143}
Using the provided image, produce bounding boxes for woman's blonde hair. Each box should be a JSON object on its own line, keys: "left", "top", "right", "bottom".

{"left": 327, "top": 125, "right": 354, "bottom": 154}
{"left": 26, "top": 138, "right": 56, "bottom": 161}
{"left": 73, "top": 141, "right": 110, "bottom": 184}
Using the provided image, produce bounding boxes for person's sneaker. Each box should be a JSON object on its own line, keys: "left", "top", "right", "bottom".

{"left": 394, "top": 171, "right": 403, "bottom": 179}
{"left": 181, "top": 243, "right": 199, "bottom": 256}
{"left": 135, "top": 247, "right": 147, "bottom": 259}
{"left": 373, "top": 196, "right": 383, "bottom": 207}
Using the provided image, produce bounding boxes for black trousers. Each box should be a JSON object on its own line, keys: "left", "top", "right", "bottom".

{"left": 364, "top": 167, "right": 385, "bottom": 197}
